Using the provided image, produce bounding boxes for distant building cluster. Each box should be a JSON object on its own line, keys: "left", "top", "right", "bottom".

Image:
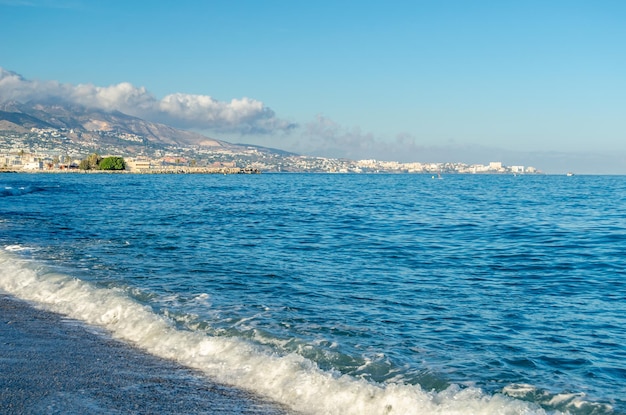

{"left": 1, "top": 128, "right": 541, "bottom": 174}
{"left": 350, "top": 159, "right": 538, "bottom": 174}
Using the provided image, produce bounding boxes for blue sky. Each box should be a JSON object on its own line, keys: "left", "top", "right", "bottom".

{"left": 1, "top": 0, "right": 625, "bottom": 173}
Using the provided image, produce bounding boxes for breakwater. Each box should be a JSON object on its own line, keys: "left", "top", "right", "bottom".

{"left": 135, "top": 166, "right": 261, "bottom": 174}
{"left": 1, "top": 167, "right": 261, "bottom": 174}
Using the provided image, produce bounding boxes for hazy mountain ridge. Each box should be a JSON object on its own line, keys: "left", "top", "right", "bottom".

{"left": 0, "top": 110, "right": 54, "bottom": 132}
{"left": 0, "top": 101, "right": 228, "bottom": 149}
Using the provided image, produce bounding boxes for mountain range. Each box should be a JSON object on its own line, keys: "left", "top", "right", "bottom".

{"left": 1, "top": 100, "right": 301, "bottom": 160}
{"left": 0, "top": 100, "right": 229, "bottom": 148}
{"left": 1, "top": 101, "right": 534, "bottom": 174}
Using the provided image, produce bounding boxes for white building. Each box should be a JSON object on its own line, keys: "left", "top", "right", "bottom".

{"left": 1, "top": 154, "right": 22, "bottom": 168}
{"left": 471, "top": 164, "right": 489, "bottom": 173}
{"left": 126, "top": 157, "right": 152, "bottom": 172}
{"left": 22, "top": 161, "right": 43, "bottom": 170}
{"left": 489, "top": 161, "right": 503, "bottom": 170}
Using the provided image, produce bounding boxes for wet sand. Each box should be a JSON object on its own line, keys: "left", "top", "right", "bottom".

{"left": 0, "top": 294, "right": 293, "bottom": 414}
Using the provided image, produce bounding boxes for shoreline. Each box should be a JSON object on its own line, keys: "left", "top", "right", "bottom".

{"left": 0, "top": 166, "right": 261, "bottom": 174}
{"left": 0, "top": 294, "right": 292, "bottom": 414}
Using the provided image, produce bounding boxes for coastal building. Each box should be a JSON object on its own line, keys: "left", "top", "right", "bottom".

{"left": 22, "top": 160, "right": 43, "bottom": 170}
{"left": 489, "top": 161, "right": 503, "bottom": 170}
{"left": 1, "top": 154, "right": 22, "bottom": 169}
{"left": 470, "top": 164, "right": 489, "bottom": 173}
{"left": 126, "top": 158, "right": 152, "bottom": 172}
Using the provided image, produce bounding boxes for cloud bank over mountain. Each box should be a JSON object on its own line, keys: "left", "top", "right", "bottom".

{"left": 0, "top": 67, "right": 295, "bottom": 134}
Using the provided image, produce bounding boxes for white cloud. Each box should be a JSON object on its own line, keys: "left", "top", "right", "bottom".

{"left": 0, "top": 67, "right": 294, "bottom": 134}
{"left": 157, "top": 93, "right": 294, "bottom": 133}
{"left": 70, "top": 82, "right": 155, "bottom": 114}
{"left": 0, "top": 68, "right": 52, "bottom": 102}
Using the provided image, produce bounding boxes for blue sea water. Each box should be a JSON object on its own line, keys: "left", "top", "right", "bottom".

{"left": 1, "top": 173, "right": 625, "bottom": 414}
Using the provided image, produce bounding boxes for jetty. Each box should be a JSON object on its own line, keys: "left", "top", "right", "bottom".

{"left": 136, "top": 166, "right": 261, "bottom": 174}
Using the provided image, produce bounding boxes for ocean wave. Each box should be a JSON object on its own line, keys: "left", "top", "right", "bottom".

{"left": 1, "top": 185, "right": 42, "bottom": 197}
{"left": 4, "top": 244, "right": 34, "bottom": 252}
{"left": 502, "top": 384, "right": 613, "bottom": 414}
{"left": 0, "top": 249, "right": 589, "bottom": 415}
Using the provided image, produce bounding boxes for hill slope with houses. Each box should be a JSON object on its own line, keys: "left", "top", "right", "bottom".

{"left": 0, "top": 101, "right": 539, "bottom": 174}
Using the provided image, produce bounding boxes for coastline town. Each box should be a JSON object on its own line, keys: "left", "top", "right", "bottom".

{"left": 1, "top": 127, "right": 540, "bottom": 175}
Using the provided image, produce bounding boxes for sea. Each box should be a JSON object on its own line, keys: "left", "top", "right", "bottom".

{"left": 1, "top": 172, "right": 625, "bottom": 415}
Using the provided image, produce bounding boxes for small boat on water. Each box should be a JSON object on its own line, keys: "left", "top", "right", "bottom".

{"left": 567, "top": 172, "right": 575, "bottom": 176}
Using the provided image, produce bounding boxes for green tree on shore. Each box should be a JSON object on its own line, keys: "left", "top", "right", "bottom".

{"left": 78, "top": 153, "right": 102, "bottom": 170}
{"left": 78, "top": 154, "right": 126, "bottom": 170}
{"left": 99, "top": 156, "right": 126, "bottom": 171}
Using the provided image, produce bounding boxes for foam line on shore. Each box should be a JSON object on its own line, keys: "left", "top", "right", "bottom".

{"left": 0, "top": 249, "right": 558, "bottom": 415}
{"left": 0, "top": 293, "right": 291, "bottom": 414}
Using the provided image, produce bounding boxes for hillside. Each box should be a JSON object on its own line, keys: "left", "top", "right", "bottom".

{"left": 0, "top": 101, "right": 225, "bottom": 148}
{"left": 0, "top": 100, "right": 306, "bottom": 172}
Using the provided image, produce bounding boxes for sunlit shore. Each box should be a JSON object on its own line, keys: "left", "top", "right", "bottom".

{"left": 0, "top": 167, "right": 261, "bottom": 174}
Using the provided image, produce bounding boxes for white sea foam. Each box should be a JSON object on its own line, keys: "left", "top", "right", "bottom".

{"left": 1, "top": 185, "right": 35, "bottom": 196}
{"left": 4, "top": 244, "right": 32, "bottom": 252}
{"left": 502, "top": 384, "right": 613, "bottom": 414}
{"left": 0, "top": 250, "right": 559, "bottom": 415}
